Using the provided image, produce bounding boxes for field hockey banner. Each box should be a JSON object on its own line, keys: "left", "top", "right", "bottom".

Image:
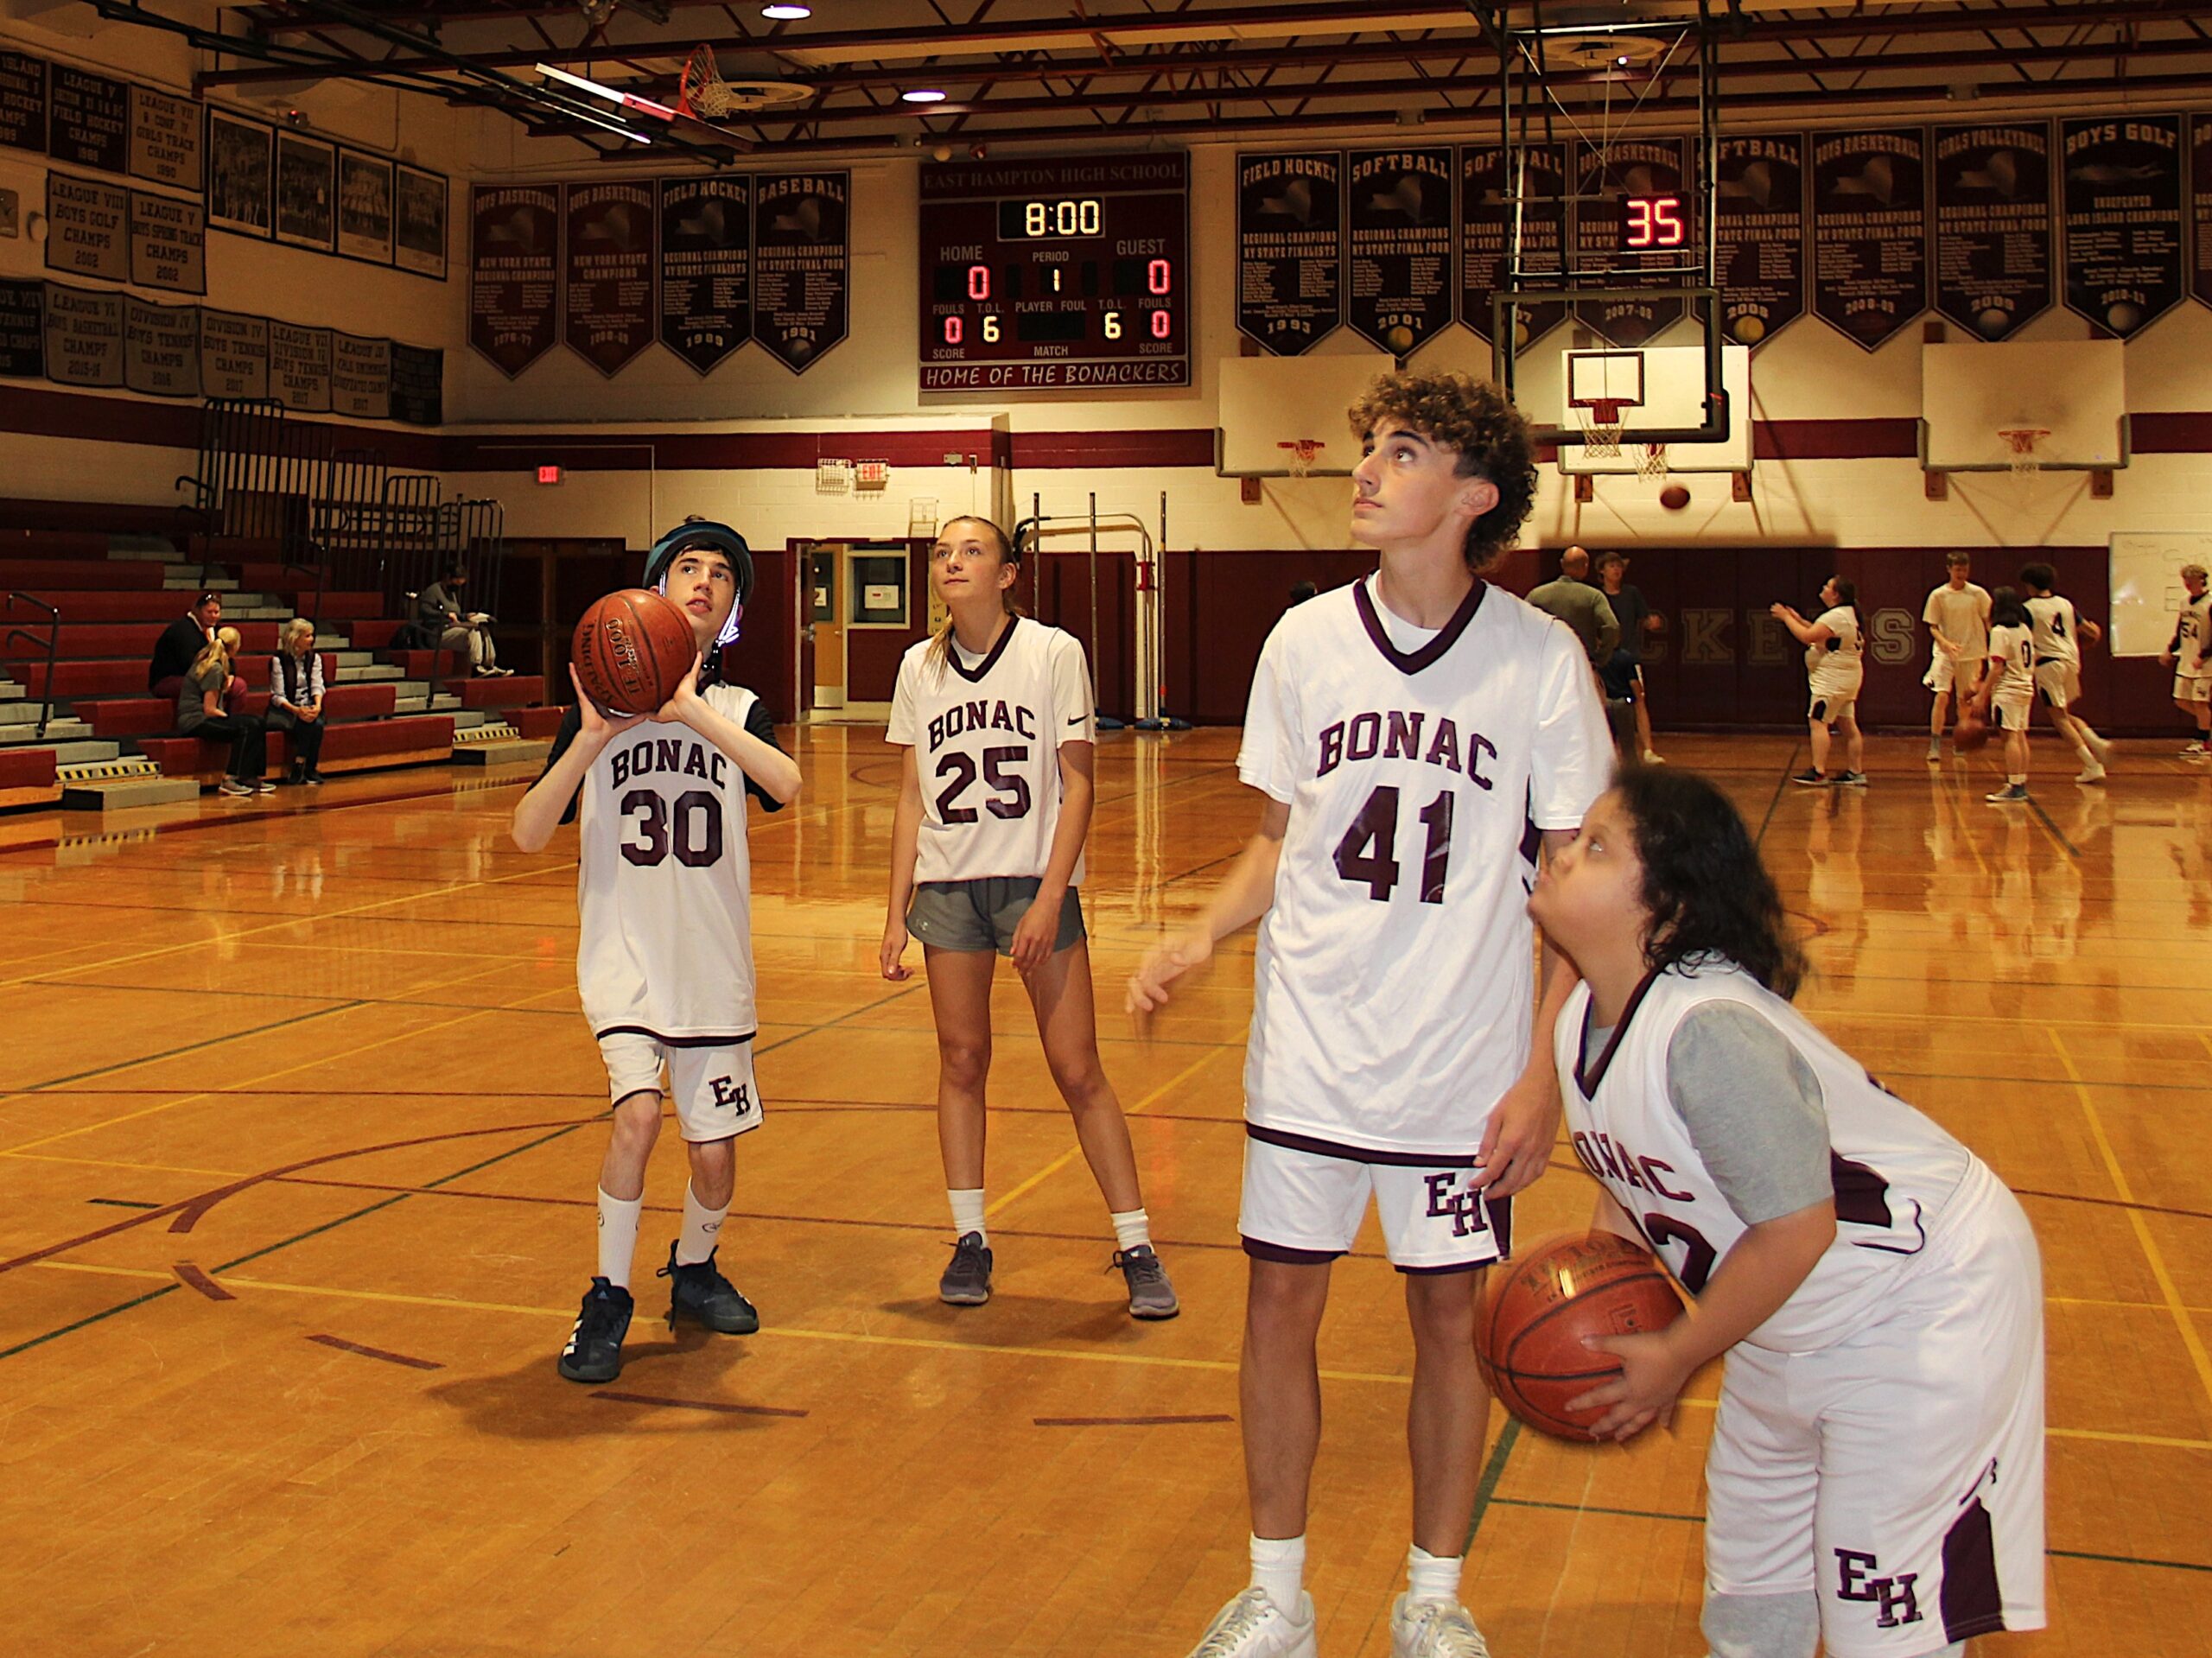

{"left": 1932, "top": 123, "right": 2055, "bottom": 341}
{"left": 0, "top": 276, "right": 443, "bottom": 423}
{"left": 1234, "top": 150, "right": 1344, "bottom": 356}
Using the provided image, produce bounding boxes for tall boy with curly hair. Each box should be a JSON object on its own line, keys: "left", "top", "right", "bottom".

{"left": 1129, "top": 372, "right": 1611, "bottom": 1658}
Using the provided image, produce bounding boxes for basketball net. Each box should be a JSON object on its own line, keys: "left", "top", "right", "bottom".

{"left": 1637, "top": 441, "right": 1669, "bottom": 480}
{"left": 1278, "top": 439, "right": 1325, "bottom": 478}
{"left": 677, "top": 45, "right": 734, "bottom": 119}
{"left": 1998, "top": 427, "right": 2049, "bottom": 480}
{"left": 1576, "top": 401, "right": 1624, "bottom": 461}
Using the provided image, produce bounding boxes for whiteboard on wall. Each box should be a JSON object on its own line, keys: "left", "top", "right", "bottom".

{"left": 2109, "top": 533, "right": 2211, "bottom": 658}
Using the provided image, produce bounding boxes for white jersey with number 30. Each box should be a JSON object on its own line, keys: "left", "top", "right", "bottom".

{"left": 888, "top": 618, "right": 1095, "bottom": 884}
{"left": 1239, "top": 576, "right": 1611, "bottom": 1159}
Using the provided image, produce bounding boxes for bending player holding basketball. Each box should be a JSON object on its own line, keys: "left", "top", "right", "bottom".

{"left": 881, "top": 516, "right": 1175, "bottom": 1319}
{"left": 1529, "top": 767, "right": 2044, "bottom": 1658}
{"left": 512, "top": 524, "right": 802, "bottom": 1383}
{"left": 1131, "top": 373, "right": 1610, "bottom": 1658}
{"left": 1773, "top": 577, "right": 1866, "bottom": 787}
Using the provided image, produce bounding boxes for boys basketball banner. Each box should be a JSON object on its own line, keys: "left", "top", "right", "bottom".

{"left": 471, "top": 184, "right": 561, "bottom": 378}
{"left": 751, "top": 171, "right": 849, "bottom": 373}
{"left": 1932, "top": 124, "right": 2054, "bottom": 341}
{"left": 2061, "top": 116, "right": 2183, "bottom": 338}
{"left": 1811, "top": 129, "right": 1929, "bottom": 351}
{"left": 0, "top": 278, "right": 43, "bottom": 378}
{"left": 1459, "top": 143, "right": 1567, "bottom": 348}
{"left": 1715, "top": 134, "right": 1806, "bottom": 349}
{"left": 658, "top": 177, "right": 750, "bottom": 374}
{"left": 564, "top": 181, "right": 657, "bottom": 377}
{"left": 1235, "top": 151, "right": 1344, "bottom": 356}
{"left": 1346, "top": 148, "right": 1454, "bottom": 356}
{"left": 1574, "top": 138, "right": 1688, "bottom": 346}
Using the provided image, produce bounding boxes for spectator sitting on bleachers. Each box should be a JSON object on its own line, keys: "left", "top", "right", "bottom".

{"left": 179, "top": 626, "right": 270, "bottom": 797}
{"left": 268, "top": 618, "right": 327, "bottom": 787}
{"left": 149, "top": 591, "right": 242, "bottom": 710}
{"left": 417, "top": 564, "right": 512, "bottom": 677}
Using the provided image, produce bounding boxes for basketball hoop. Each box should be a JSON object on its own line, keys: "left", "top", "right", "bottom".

{"left": 1997, "top": 428, "right": 2049, "bottom": 478}
{"left": 1278, "top": 439, "right": 1325, "bottom": 478}
{"left": 1637, "top": 441, "right": 1669, "bottom": 480}
{"left": 678, "top": 45, "right": 735, "bottom": 119}
{"left": 1575, "top": 399, "right": 1625, "bottom": 461}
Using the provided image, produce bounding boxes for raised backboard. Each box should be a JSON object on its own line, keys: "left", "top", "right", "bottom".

{"left": 1556, "top": 343, "right": 1752, "bottom": 474}
{"left": 1217, "top": 348, "right": 1397, "bottom": 477}
{"left": 1923, "top": 340, "right": 2126, "bottom": 472}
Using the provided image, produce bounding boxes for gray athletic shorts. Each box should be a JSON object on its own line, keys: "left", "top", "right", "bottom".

{"left": 908, "top": 878, "right": 1086, "bottom": 956}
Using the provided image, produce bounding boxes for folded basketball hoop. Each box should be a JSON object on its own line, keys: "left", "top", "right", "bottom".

{"left": 1997, "top": 427, "right": 2049, "bottom": 478}
{"left": 1278, "top": 439, "right": 1325, "bottom": 477}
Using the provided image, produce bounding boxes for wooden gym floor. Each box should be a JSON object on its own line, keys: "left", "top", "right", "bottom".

{"left": 1, "top": 727, "right": 2207, "bottom": 1657}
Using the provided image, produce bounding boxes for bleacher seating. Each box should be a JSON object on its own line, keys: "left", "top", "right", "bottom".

{"left": 0, "top": 504, "right": 553, "bottom": 809}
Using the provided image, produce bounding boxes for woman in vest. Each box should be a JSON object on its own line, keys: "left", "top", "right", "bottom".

{"left": 269, "top": 618, "right": 327, "bottom": 785}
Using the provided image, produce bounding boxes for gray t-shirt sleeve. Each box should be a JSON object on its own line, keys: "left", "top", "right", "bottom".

{"left": 1662, "top": 1002, "right": 1834, "bottom": 1225}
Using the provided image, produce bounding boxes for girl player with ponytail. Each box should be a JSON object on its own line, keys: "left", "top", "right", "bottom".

{"left": 513, "top": 522, "right": 803, "bottom": 1384}
{"left": 880, "top": 515, "right": 1177, "bottom": 1319}
{"left": 1774, "top": 576, "right": 1867, "bottom": 788}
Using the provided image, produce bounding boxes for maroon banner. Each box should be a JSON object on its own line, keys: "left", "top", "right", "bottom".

{"left": 1346, "top": 148, "right": 1454, "bottom": 356}
{"left": 1716, "top": 134, "right": 1805, "bottom": 348}
{"left": 2196, "top": 116, "right": 2212, "bottom": 315}
{"left": 752, "top": 171, "right": 848, "bottom": 372}
{"left": 563, "top": 181, "right": 655, "bottom": 376}
{"left": 470, "top": 184, "right": 559, "bottom": 378}
{"left": 48, "top": 64, "right": 126, "bottom": 176}
{"left": 1811, "top": 129, "right": 1929, "bottom": 351}
{"left": 658, "top": 176, "right": 749, "bottom": 374}
{"left": 2062, "top": 116, "right": 2183, "bottom": 339}
{"left": 1932, "top": 123, "right": 2054, "bottom": 341}
{"left": 1459, "top": 143, "right": 1567, "bottom": 348}
{"left": 1236, "top": 151, "right": 1343, "bottom": 356}
{"left": 1573, "top": 138, "right": 1688, "bottom": 346}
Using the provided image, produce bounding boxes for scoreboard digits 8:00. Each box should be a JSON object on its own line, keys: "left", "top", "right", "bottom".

{"left": 919, "top": 152, "right": 1190, "bottom": 391}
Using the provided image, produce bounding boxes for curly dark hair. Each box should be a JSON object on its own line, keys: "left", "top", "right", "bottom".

{"left": 2018, "top": 560, "right": 2056, "bottom": 593}
{"left": 1614, "top": 766, "right": 1804, "bottom": 999}
{"left": 1346, "top": 372, "right": 1538, "bottom": 575}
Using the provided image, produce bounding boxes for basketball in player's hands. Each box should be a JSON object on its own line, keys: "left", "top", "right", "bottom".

{"left": 573, "top": 588, "right": 696, "bottom": 716}
{"left": 1954, "top": 709, "right": 1991, "bottom": 753}
{"left": 1475, "top": 1231, "right": 1685, "bottom": 1440}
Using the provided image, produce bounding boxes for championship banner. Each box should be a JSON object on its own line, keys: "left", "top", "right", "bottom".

{"left": 2062, "top": 116, "right": 2184, "bottom": 338}
{"left": 200, "top": 308, "right": 270, "bottom": 400}
{"left": 1716, "top": 134, "right": 1806, "bottom": 348}
{"left": 0, "top": 278, "right": 44, "bottom": 378}
{"left": 564, "top": 181, "right": 656, "bottom": 376}
{"left": 130, "top": 190, "right": 206, "bottom": 295}
{"left": 1346, "top": 147, "right": 1454, "bottom": 356}
{"left": 42, "top": 282, "right": 124, "bottom": 388}
{"left": 48, "top": 64, "right": 127, "bottom": 175}
{"left": 659, "top": 176, "right": 750, "bottom": 374}
{"left": 333, "top": 332, "right": 391, "bottom": 420}
{"left": 0, "top": 50, "right": 48, "bottom": 156}
{"left": 1573, "top": 137, "right": 1688, "bottom": 346}
{"left": 124, "top": 295, "right": 200, "bottom": 398}
{"left": 752, "top": 171, "right": 849, "bottom": 372}
{"left": 1235, "top": 150, "right": 1344, "bottom": 356}
{"left": 1932, "top": 123, "right": 2054, "bottom": 341}
{"left": 270, "top": 320, "right": 333, "bottom": 413}
{"left": 1459, "top": 143, "right": 1567, "bottom": 348}
{"left": 470, "top": 183, "right": 560, "bottom": 378}
{"left": 1811, "top": 128, "right": 1929, "bottom": 351}
{"left": 129, "top": 84, "right": 200, "bottom": 192}
{"left": 2195, "top": 117, "right": 2212, "bottom": 314}
{"left": 44, "top": 172, "right": 129, "bottom": 283}
{"left": 391, "top": 342, "right": 444, "bottom": 426}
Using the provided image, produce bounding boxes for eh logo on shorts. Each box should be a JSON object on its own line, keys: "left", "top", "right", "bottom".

{"left": 1835, "top": 1549, "right": 1922, "bottom": 1629}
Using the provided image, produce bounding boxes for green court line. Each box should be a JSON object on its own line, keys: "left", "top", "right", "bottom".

{"left": 2050, "top": 1548, "right": 2212, "bottom": 1575}
{"left": 9, "top": 999, "right": 368, "bottom": 1096}
{"left": 0, "top": 1282, "right": 181, "bottom": 1362}
{"left": 1461, "top": 1419, "right": 1522, "bottom": 1553}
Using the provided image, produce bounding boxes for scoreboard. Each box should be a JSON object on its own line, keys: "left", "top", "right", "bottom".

{"left": 918, "top": 153, "right": 1189, "bottom": 391}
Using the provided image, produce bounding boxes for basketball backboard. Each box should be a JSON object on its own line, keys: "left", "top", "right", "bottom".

{"left": 1217, "top": 349, "right": 1396, "bottom": 477}
{"left": 1921, "top": 340, "right": 2127, "bottom": 472}
{"left": 1556, "top": 343, "right": 1751, "bottom": 474}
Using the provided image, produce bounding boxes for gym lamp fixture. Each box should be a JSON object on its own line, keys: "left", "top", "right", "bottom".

{"left": 900, "top": 88, "right": 949, "bottom": 104}
{"left": 761, "top": 4, "right": 812, "bottom": 16}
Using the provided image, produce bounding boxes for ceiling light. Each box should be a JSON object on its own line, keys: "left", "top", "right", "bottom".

{"left": 901, "top": 88, "right": 948, "bottom": 103}
{"left": 761, "top": 4, "right": 811, "bottom": 17}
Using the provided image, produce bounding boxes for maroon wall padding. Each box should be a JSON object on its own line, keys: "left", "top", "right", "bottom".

{"left": 1162, "top": 549, "right": 1382, "bottom": 726}
{"left": 741, "top": 545, "right": 798, "bottom": 727}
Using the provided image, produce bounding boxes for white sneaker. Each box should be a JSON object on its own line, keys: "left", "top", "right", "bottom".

{"left": 1187, "top": 1588, "right": 1319, "bottom": 1658}
{"left": 1389, "top": 1595, "right": 1493, "bottom": 1658}
{"left": 2185, "top": 743, "right": 2210, "bottom": 761}
{"left": 2086, "top": 733, "right": 2113, "bottom": 763}
{"left": 2075, "top": 763, "right": 2107, "bottom": 784}
{"left": 1640, "top": 750, "right": 1666, "bottom": 765}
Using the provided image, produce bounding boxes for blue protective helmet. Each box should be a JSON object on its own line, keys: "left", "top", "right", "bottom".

{"left": 643, "top": 518, "right": 754, "bottom": 650}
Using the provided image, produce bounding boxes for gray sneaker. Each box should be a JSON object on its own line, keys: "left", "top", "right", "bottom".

{"left": 1389, "top": 1595, "right": 1492, "bottom": 1658}
{"left": 1111, "top": 1243, "right": 1179, "bottom": 1320}
{"left": 938, "top": 1231, "right": 993, "bottom": 1305}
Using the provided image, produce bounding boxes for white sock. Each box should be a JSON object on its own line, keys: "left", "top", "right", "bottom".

{"left": 950, "top": 1187, "right": 987, "bottom": 1243}
{"left": 1249, "top": 1533, "right": 1307, "bottom": 1619}
{"left": 596, "top": 1187, "right": 643, "bottom": 1288}
{"left": 677, "top": 1182, "right": 728, "bottom": 1266}
{"left": 1405, "top": 1543, "right": 1464, "bottom": 1607}
{"left": 1110, "top": 1206, "right": 1152, "bottom": 1252}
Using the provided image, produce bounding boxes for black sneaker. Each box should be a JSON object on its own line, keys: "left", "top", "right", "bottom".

{"left": 1789, "top": 768, "right": 1829, "bottom": 786}
{"left": 1110, "top": 1243, "right": 1180, "bottom": 1320}
{"left": 557, "top": 1277, "right": 633, "bottom": 1383}
{"left": 1834, "top": 770, "right": 1869, "bottom": 788}
{"left": 658, "top": 1242, "right": 760, "bottom": 1335}
{"left": 939, "top": 1231, "right": 994, "bottom": 1305}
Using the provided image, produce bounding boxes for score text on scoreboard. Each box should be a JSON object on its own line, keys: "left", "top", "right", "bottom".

{"left": 919, "top": 152, "right": 1190, "bottom": 391}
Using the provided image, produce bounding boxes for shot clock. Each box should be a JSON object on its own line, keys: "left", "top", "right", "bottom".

{"left": 919, "top": 152, "right": 1190, "bottom": 391}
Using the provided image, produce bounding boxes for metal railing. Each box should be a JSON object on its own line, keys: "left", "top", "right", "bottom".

{"left": 3, "top": 591, "right": 60, "bottom": 741}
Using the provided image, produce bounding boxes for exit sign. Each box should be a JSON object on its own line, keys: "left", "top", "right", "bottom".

{"left": 537, "top": 465, "right": 563, "bottom": 485}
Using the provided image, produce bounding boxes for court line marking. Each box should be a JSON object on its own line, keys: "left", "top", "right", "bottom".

{"left": 0, "top": 999, "right": 365, "bottom": 1098}
{"left": 984, "top": 1045, "right": 1221, "bottom": 1218}
{"left": 2050, "top": 1027, "right": 2212, "bottom": 1416}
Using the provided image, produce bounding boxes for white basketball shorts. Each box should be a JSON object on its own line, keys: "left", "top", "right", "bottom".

{"left": 1991, "top": 691, "right": 2032, "bottom": 733}
{"left": 1702, "top": 1162, "right": 2045, "bottom": 1658}
{"left": 2031, "top": 661, "right": 2078, "bottom": 710}
{"left": 2174, "top": 669, "right": 2212, "bottom": 705}
{"left": 1238, "top": 1129, "right": 1513, "bottom": 1274}
{"left": 1923, "top": 654, "right": 1980, "bottom": 696}
{"left": 597, "top": 1030, "right": 765, "bottom": 1143}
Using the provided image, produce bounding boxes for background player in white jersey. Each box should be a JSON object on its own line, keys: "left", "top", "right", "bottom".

{"left": 880, "top": 516, "right": 1175, "bottom": 1319}
{"left": 1773, "top": 577, "right": 1866, "bottom": 788}
{"left": 1529, "top": 766, "right": 2044, "bottom": 1658}
{"left": 1920, "top": 553, "right": 1988, "bottom": 763}
{"left": 2018, "top": 562, "right": 2113, "bottom": 785}
{"left": 2162, "top": 562, "right": 2211, "bottom": 760}
{"left": 1128, "top": 372, "right": 1611, "bottom": 1658}
{"left": 512, "top": 524, "right": 803, "bottom": 1384}
{"left": 1973, "top": 588, "right": 2037, "bottom": 805}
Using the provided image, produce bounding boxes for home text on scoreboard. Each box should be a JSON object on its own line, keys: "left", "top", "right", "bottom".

{"left": 919, "top": 152, "right": 1191, "bottom": 391}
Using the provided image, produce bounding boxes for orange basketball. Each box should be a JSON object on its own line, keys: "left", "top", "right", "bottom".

{"left": 572, "top": 588, "right": 697, "bottom": 716}
{"left": 1475, "top": 1231, "right": 1685, "bottom": 1440}
{"left": 1954, "top": 709, "right": 1991, "bottom": 753}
